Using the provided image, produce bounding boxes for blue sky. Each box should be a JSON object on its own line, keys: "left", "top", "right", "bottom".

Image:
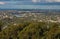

{"left": 0, "top": 0, "right": 60, "bottom": 9}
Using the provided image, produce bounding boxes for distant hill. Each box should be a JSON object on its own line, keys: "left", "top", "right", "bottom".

{"left": 0, "top": 9, "right": 60, "bottom": 13}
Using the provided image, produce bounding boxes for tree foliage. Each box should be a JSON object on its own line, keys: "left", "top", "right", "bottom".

{"left": 0, "top": 21, "right": 60, "bottom": 39}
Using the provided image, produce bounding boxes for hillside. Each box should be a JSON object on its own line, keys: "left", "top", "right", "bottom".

{"left": 0, "top": 10, "right": 60, "bottom": 39}
{"left": 0, "top": 21, "right": 60, "bottom": 39}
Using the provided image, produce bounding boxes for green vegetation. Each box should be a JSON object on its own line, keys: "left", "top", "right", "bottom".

{"left": 0, "top": 21, "right": 60, "bottom": 39}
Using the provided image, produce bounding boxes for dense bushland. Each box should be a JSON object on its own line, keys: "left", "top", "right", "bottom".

{"left": 0, "top": 21, "right": 60, "bottom": 39}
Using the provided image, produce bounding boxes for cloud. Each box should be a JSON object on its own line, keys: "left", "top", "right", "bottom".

{"left": 45, "top": 0, "right": 60, "bottom": 2}
{"left": 52, "top": 0, "right": 60, "bottom": 2}
{"left": 32, "top": 0, "right": 41, "bottom": 3}
{"left": 46, "top": 0, "right": 60, "bottom": 2}
{"left": 0, "top": 2, "right": 6, "bottom": 5}
{"left": 32, "top": 0, "right": 60, "bottom": 2}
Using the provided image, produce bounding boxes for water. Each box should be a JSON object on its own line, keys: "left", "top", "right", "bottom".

{"left": 0, "top": 5, "right": 60, "bottom": 9}
{"left": 0, "top": 1, "right": 60, "bottom": 9}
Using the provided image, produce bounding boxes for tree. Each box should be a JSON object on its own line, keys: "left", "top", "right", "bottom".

{"left": 0, "top": 21, "right": 3, "bottom": 32}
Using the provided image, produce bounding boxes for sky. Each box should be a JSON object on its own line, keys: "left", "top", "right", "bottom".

{"left": 0, "top": 0, "right": 60, "bottom": 9}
